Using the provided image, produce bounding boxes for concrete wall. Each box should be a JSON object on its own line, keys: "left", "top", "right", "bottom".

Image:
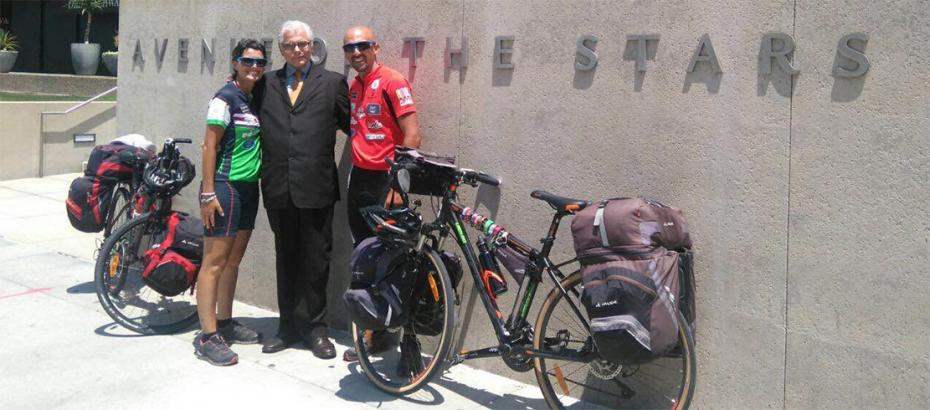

{"left": 0, "top": 101, "right": 116, "bottom": 180}
{"left": 116, "top": 1, "right": 930, "bottom": 407}
{"left": 0, "top": 73, "right": 116, "bottom": 97}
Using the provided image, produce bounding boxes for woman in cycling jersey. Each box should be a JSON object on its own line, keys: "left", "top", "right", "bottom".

{"left": 193, "top": 39, "right": 267, "bottom": 366}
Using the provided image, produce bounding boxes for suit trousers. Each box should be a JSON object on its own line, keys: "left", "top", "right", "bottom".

{"left": 266, "top": 199, "right": 334, "bottom": 340}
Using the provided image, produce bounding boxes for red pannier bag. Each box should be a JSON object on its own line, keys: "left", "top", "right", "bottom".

{"left": 142, "top": 212, "right": 203, "bottom": 296}
{"left": 65, "top": 175, "right": 113, "bottom": 233}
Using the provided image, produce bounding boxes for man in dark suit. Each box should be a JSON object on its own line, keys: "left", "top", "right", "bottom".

{"left": 256, "top": 20, "right": 350, "bottom": 359}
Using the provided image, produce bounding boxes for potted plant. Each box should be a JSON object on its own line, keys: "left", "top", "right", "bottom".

{"left": 101, "top": 31, "right": 117, "bottom": 76}
{"left": 0, "top": 29, "right": 18, "bottom": 73}
{"left": 68, "top": 0, "right": 104, "bottom": 75}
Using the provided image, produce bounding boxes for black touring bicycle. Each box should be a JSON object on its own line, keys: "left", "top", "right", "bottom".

{"left": 350, "top": 148, "right": 696, "bottom": 409}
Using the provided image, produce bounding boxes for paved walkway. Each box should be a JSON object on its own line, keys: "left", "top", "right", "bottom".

{"left": 0, "top": 174, "right": 557, "bottom": 410}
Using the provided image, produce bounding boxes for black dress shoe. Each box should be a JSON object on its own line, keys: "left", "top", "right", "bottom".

{"left": 307, "top": 336, "right": 336, "bottom": 359}
{"left": 262, "top": 333, "right": 298, "bottom": 354}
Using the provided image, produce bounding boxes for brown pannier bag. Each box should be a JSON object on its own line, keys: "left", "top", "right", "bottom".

{"left": 571, "top": 197, "right": 692, "bottom": 258}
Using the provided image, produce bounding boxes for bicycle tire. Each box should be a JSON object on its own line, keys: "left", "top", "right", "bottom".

{"left": 94, "top": 213, "right": 198, "bottom": 335}
{"left": 103, "top": 185, "right": 132, "bottom": 238}
{"left": 533, "top": 271, "right": 697, "bottom": 409}
{"left": 352, "top": 248, "right": 456, "bottom": 395}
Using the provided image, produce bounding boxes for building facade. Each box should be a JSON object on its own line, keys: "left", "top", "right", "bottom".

{"left": 116, "top": 1, "right": 929, "bottom": 407}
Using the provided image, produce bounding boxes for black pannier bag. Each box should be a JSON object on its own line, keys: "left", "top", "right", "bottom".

{"left": 142, "top": 212, "right": 203, "bottom": 296}
{"left": 65, "top": 175, "right": 114, "bottom": 233}
{"left": 571, "top": 197, "right": 694, "bottom": 364}
{"left": 411, "top": 251, "right": 463, "bottom": 336}
{"left": 343, "top": 237, "right": 420, "bottom": 330}
{"left": 393, "top": 147, "right": 457, "bottom": 196}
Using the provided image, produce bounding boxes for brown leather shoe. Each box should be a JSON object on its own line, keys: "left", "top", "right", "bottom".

{"left": 307, "top": 336, "right": 336, "bottom": 359}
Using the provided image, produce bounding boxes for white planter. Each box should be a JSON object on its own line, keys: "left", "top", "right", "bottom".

{"left": 71, "top": 43, "right": 101, "bottom": 75}
{"left": 0, "top": 50, "right": 17, "bottom": 73}
{"left": 102, "top": 53, "right": 117, "bottom": 76}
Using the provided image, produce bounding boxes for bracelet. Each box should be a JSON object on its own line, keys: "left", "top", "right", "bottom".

{"left": 200, "top": 193, "right": 217, "bottom": 205}
{"left": 200, "top": 191, "right": 215, "bottom": 198}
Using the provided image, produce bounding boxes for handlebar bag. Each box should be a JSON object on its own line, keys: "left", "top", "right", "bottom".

{"left": 393, "top": 147, "right": 457, "bottom": 196}
{"left": 65, "top": 175, "right": 113, "bottom": 233}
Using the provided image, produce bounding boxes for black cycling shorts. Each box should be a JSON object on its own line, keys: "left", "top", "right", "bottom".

{"left": 204, "top": 180, "right": 259, "bottom": 237}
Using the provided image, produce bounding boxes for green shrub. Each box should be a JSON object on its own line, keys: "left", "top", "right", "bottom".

{"left": 0, "top": 29, "right": 19, "bottom": 52}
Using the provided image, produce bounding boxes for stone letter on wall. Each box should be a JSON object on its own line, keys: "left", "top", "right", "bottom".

{"left": 628, "top": 34, "right": 660, "bottom": 72}
{"left": 687, "top": 34, "right": 722, "bottom": 74}
{"left": 833, "top": 32, "right": 869, "bottom": 78}
{"left": 178, "top": 38, "right": 190, "bottom": 63}
{"left": 154, "top": 38, "right": 168, "bottom": 69}
{"left": 445, "top": 37, "right": 467, "bottom": 69}
{"left": 312, "top": 37, "right": 327, "bottom": 66}
{"left": 403, "top": 37, "right": 425, "bottom": 67}
{"left": 760, "top": 32, "right": 799, "bottom": 75}
{"left": 133, "top": 38, "right": 145, "bottom": 64}
{"left": 494, "top": 36, "right": 515, "bottom": 69}
{"left": 575, "top": 35, "right": 598, "bottom": 71}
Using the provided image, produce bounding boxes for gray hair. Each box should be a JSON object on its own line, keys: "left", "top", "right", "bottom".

{"left": 278, "top": 20, "right": 313, "bottom": 43}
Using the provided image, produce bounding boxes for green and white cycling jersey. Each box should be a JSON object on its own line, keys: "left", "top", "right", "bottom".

{"left": 206, "top": 82, "right": 261, "bottom": 182}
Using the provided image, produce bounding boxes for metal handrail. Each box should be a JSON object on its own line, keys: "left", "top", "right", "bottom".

{"left": 38, "top": 86, "right": 118, "bottom": 177}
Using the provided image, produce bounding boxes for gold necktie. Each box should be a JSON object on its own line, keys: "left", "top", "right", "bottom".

{"left": 289, "top": 70, "right": 303, "bottom": 105}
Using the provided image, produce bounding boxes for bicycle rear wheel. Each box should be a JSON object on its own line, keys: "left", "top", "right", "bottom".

{"left": 352, "top": 249, "right": 455, "bottom": 395}
{"left": 533, "top": 271, "right": 696, "bottom": 409}
{"left": 94, "top": 213, "right": 198, "bottom": 334}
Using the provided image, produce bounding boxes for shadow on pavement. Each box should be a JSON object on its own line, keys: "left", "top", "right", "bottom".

{"left": 66, "top": 281, "right": 95, "bottom": 294}
{"left": 335, "top": 362, "right": 446, "bottom": 405}
{"left": 94, "top": 322, "right": 146, "bottom": 338}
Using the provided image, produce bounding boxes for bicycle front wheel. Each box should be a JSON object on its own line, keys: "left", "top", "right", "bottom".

{"left": 94, "top": 213, "right": 198, "bottom": 334}
{"left": 103, "top": 185, "right": 133, "bottom": 238}
{"left": 533, "top": 271, "right": 696, "bottom": 409}
{"left": 352, "top": 249, "right": 456, "bottom": 395}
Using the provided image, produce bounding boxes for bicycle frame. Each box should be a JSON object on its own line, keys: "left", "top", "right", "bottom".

{"left": 415, "top": 183, "right": 596, "bottom": 365}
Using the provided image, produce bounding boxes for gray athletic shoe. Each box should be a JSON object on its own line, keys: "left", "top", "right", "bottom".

{"left": 219, "top": 319, "right": 261, "bottom": 345}
{"left": 194, "top": 333, "right": 239, "bottom": 366}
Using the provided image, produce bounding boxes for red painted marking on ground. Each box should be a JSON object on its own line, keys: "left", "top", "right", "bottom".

{"left": 0, "top": 287, "right": 53, "bottom": 300}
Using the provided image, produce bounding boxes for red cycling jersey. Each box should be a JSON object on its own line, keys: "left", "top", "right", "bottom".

{"left": 348, "top": 64, "right": 417, "bottom": 171}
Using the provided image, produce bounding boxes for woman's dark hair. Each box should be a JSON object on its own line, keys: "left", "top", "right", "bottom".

{"left": 231, "top": 39, "right": 267, "bottom": 79}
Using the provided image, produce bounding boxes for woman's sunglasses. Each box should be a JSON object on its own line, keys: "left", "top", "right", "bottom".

{"left": 236, "top": 57, "right": 268, "bottom": 68}
{"left": 342, "top": 41, "right": 375, "bottom": 53}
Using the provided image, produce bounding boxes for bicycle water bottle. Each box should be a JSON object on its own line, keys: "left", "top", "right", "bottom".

{"left": 476, "top": 238, "right": 507, "bottom": 296}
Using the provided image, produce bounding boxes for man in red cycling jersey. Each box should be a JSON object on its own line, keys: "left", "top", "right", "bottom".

{"left": 342, "top": 25, "right": 422, "bottom": 364}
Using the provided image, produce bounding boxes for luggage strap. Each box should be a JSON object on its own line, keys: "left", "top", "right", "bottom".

{"left": 593, "top": 200, "right": 610, "bottom": 247}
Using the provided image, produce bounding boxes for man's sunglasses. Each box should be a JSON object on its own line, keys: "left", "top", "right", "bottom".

{"left": 342, "top": 41, "right": 375, "bottom": 53}
{"left": 236, "top": 57, "right": 268, "bottom": 68}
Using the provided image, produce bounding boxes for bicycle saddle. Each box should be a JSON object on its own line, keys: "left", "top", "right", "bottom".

{"left": 530, "top": 190, "right": 590, "bottom": 214}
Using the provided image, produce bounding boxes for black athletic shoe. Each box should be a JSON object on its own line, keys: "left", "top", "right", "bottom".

{"left": 219, "top": 319, "right": 261, "bottom": 345}
{"left": 194, "top": 333, "right": 238, "bottom": 366}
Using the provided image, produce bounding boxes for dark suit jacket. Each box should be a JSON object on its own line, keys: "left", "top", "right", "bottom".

{"left": 255, "top": 63, "right": 351, "bottom": 210}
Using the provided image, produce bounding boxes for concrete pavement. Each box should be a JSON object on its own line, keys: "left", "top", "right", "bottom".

{"left": 0, "top": 174, "right": 560, "bottom": 410}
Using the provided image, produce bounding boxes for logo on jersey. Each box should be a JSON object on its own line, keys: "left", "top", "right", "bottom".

{"left": 365, "top": 133, "right": 385, "bottom": 141}
{"left": 232, "top": 113, "right": 260, "bottom": 127}
{"left": 396, "top": 87, "right": 413, "bottom": 107}
{"left": 350, "top": 90, "right": 358, "bottom": 99}
{"left": 370, "top": 79, "right": 380, "bottom": 90}
{"left": 368, "top": 120, "right": 383, "bottom": 130}
{"left": 366, "top": 104, "right": 381, "bottom": 115}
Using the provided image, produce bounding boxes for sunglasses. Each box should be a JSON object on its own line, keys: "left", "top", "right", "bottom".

{"left": 236, "top": 57, "right": 268, "bottom": 68}
{"left": 342, "top": 41, "right": 375, "bottom": 53}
